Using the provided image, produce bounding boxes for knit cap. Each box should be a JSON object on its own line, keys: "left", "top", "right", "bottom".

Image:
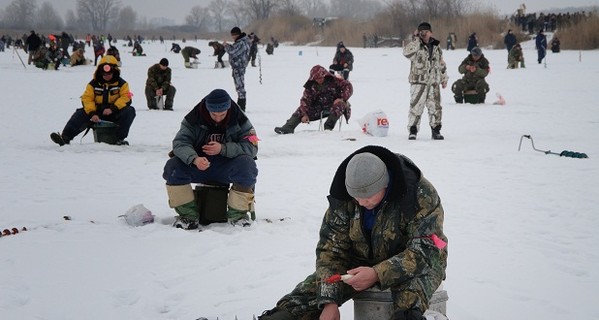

{"left": 345, "top": 152, "right": 389, "bottom": 198}
{"left": 159, "top": 58, "right": 169, "bottom": 66}
{"left": 418, "top": 22, "right": 432, "bottom": 32}
{"left": 205, "top": 89, "right": 231, "bottom": 112}
{"left": 471, "top": 47, "right": 482, "bottom": 57}
{"left": 230, "top": 27, "right": 241, "bottom": 35}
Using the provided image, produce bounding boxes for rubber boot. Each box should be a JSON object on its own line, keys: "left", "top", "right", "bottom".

{"left": 237, "top": 98, "right": 246, "bottom": 111}
{"left": 166, "top": 184, "right": 198, "bottom": 219}
{"left": 323, "top": 113, "right": 340, "bottom": 130}
{"left": 431, "top": 125, "right": 444, "bottom": 140}
{"left": 227, "top": 184, "right": 255, "bottom": 226}
{"left": 274, "top": 116, "right": 301, "bottom": 134}
{"left": 220, "top": 61, "right": 225, "bottom": 68}
{"left": 454, "top": 95, "right": 463, "bottom": 103}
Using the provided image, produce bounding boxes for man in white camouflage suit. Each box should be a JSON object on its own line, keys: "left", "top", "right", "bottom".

{"left": 403, "top": 22, "right": 448, "bottom": 140}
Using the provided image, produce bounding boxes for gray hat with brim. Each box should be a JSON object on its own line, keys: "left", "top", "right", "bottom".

{"left": 345, "top": 152, "right": 389, "bottom": 198}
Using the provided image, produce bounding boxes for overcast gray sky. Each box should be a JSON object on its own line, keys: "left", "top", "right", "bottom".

{"left": 0, "top": 0, "right": 597, "bottom": 24}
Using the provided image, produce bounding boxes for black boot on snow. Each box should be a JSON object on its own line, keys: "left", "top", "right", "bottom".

{"left": 50, "top": 132, "right": 68, "bottom": 146}
{"left": 408, "top": 126, "right": 417, "bottom": 140}
{"left": 431, "top": 125, "right": 444, "bottom": 140}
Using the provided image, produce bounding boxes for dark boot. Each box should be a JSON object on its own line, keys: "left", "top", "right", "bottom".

{"left": 478, "top": 93, "right": 486, "bottom": 104}
{"left": 50, "top": 132, "right": 69, "bottom": 146}
{"left": 431, "top": 125, "right": 444, "bottom": 140}
{"left": 237, "top": 98, "right": 246, "bottom": 111}
{"left": 454, "top": 95, "right": 463, "bottom": 103}
{"left": 323, "top": 114, "right": 340, "bottom": 130}
{"left": 408, "top": 126, "right": 417, "bottom": 140}
{"left": 220, "top": 61, "right": 225, "bottom": 68}
{"left": 274, "top": 116, "right": 301, "bottom": 134}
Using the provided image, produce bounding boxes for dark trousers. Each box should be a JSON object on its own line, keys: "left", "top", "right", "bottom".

{"left": 163, "top": 154, "right": 257, "bottom": 189}
{"left": 329, "top": 64, "right": 350, "bottom": 80}
{"left": 145, "top": 85, "right": 176, "bottom": 109}
{"left": 61, "top": 106, "right": 136, "bottom": 141}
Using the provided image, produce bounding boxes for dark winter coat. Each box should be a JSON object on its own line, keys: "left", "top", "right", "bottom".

{"left": 81, "top": 55, "right": 131, "bottom": 116}
{"left": 457, "top": 54, "right": 490, "bottom": 84}
{"left": 536, "top": 32, "right": 547, "bottom": 50}
{"left": 332, "top": 48, "right": 354, "bottom": 71}
{"left": 467, "top": 33, "right": 478, "bottom": 52}
{"left": 145, "top": 64, "right": 173, "bottom": 92}
{"left": 209, "top": 41, "right": 225, "bottom": 56}
{"left": 172, "top": 99, "right": 258, "bottom": 166}
{"left": 25, "top": 32, "right": 42, "bottom": 52}
{"left": 316, "top": 145, "right": 447, "bottom": 311}
{"left": 504, "top": 32, "right": 517, "bottom": 52}
{"left": 181, "top": 46, "right": 201, "bottom": 62}
{"left": 293, "top": 65, "right": 353, "bottom": 120}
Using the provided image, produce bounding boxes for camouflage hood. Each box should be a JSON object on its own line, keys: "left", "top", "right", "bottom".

{"left": 305, "top": 65, "right": 333, "bottom": 85}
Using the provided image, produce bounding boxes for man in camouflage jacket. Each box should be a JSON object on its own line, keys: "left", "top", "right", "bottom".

{"left": 224, "top": 27, "right": 251, "bottom": 111}
{"left": 259, "top": 145, "right": 448, "bottom": 320}
{"left": 451, "top": 47, "right": 490, "bottom": 104}
{"left": 145, "top": 58, "right": 176, "bottom": 110}
{"left": 403, "top": 22, "right": 448, "bottom": 140}
{"left": 274, "top": 65, "right": 353, "bottom": 134}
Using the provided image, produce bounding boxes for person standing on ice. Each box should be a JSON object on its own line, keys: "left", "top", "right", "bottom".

{"left": 403, "top": 22, "right": 448, "bottom": 140}
{"left": 223, "top": 26, "right": 251, "bottom": 111}
{"left": 162, "top": 89, "right": 258, "bottom": 230}
{"left": 535, "top": 29, "right": 547, "bottom": 64}
{"left": 258, "top": 145, "right": 448, "bottom": 320}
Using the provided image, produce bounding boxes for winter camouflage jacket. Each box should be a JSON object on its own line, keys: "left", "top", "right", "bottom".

{"left": 224, "top": 33, "right": 250, "bottom": 70}
{"left": 316, "top": 145, "right": 448, "bottom": 312}
{"left": 145, "top": 63, "right": 173, "bottom": 92}
{"left": 457, "top": 54, "right": 490, "bottom": 84}
{"left": 171, "top": 99, "right": 258, "bottom": 166}
{"left": 403, "top": 37, "right": 448, "bottom": 86}
{"left": 293, "top": 65, "right": 353, "bottom": 120}
{"left": 81, "top": 55, "right": 131, "bottom": 116}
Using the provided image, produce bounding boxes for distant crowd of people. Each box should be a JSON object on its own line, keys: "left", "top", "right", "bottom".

{"left": 510, "top": 9, "right": 595, "bottom": 34}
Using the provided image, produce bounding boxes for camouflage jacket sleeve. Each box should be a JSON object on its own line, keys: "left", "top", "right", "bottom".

{"left": 314, "top": 197, "right": 355, "bottom": 307}
{"left": 372, "top": 177, "right": 447, "bottom": 292}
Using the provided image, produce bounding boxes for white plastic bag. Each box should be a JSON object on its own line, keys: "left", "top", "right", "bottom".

{"left": 359, "top": 109, "right": 389, "bottom": 137}
{"left": 119, "top": 204, "right": 155, "bottom": 227}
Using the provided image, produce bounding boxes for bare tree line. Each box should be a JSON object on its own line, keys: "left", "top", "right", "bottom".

{"left": 0, "top": 0, "right": 474, "bottom": 33}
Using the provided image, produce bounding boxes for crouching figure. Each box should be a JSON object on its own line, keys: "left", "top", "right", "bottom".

{"left": 274, "top": 65, "right": 352, "bottom": 134}
{"left": 451, "top": 47, "right": 490, "bottom": 104}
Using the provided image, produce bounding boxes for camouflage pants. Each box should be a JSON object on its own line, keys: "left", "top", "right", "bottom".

{"left": 232, "top": 68, "right": 246, "bottom": 99}
{"left": 266, "top": 272, "right": 429, "bottom": 320}
{"left": 267, "top": 273, "right": 357, "bottom": 320}
{"left": 407, "top": 83, "right": 442, "bottom": 131}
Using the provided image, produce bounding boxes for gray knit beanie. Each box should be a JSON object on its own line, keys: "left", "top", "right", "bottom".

{"left": 345, "top": 152, "right": 389, "bottom": 198}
